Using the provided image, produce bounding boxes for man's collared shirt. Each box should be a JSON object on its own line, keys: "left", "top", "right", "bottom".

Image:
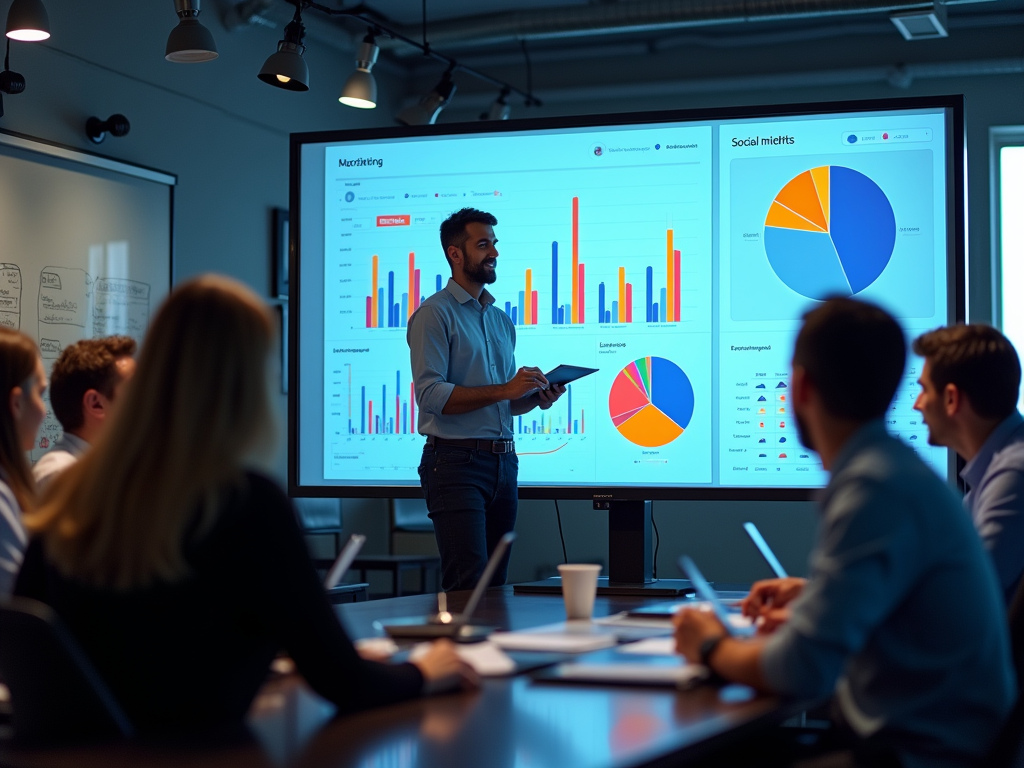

{"left": 407, "top": 278, "right": 516, "bottom": 440}
{"left": 960, "top": 410, "right": 1024, "bottom": 603}
{"left": 32, "top": 432, "right": 90, "bottom": 493}
{"left": 761, "top": 421, "right": 1015, "bottom": 768}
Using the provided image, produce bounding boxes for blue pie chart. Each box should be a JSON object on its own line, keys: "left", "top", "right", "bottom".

{"left": 763, "top": 166, "right": 896, "bottom": 300}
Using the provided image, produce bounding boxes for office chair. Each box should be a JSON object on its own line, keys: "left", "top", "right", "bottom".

{"left": 978, "top": 576, "right": 1024, "bottom": 768}
{"left": 0, "top": 598, "right": 133, "bottom": 743}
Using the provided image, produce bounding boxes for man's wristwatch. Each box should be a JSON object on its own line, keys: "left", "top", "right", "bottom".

{"left": 699, "top": 634, "right": 727, "bottom": 668}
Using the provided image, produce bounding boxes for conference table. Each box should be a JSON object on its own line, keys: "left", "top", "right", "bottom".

{"left": 0, "top": 587, "right": 811, "bottom": 768}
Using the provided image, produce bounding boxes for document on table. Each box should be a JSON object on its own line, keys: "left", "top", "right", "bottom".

{"left": 489, "top": 632, "right": 618, "bottom": 653}
{"left": 616, "top": 637, "right": 678, "bottom": 656}
{"left": 410, "top": 641, "right": 517, "bottom": 676}
{"left": 540, "top": 662, "right": 708, "bottom": 688}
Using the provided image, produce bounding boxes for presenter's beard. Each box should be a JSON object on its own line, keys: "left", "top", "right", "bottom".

{"left": 465, "top": 259, "right": 497, "bottom": 284}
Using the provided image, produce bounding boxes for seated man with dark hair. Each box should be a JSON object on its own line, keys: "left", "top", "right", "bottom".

{"left": 674, "top": 298, "right": 1015, "bottom": 768}
{"left": 913, "top": 324, "right": 1024, "bottom": 604}
{"left": 33, "top": 336, "right": 136, "bottom": 490}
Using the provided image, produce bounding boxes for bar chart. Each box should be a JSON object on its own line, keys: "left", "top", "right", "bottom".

{"left": 340, "top": 363, "right": 418, "bottom": 435}
{"left": 515, "top": 383, "right": 585, "bottom": 434}
{"left": 364, "top": 253, "right": 444, "bottom": 329}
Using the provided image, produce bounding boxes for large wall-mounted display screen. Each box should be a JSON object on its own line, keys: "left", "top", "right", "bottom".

{"left": 291, "top": 97, "right": 963, "bottom": 499}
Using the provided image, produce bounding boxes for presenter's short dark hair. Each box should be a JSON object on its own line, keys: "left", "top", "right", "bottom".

{"left": 793, "top": 297, "right": 905, "bottom": 421}
{"left": 439, "top": 208, "right": 497, "bottom": 264}
{"left": 50, "top": 336, "right": 137, "bottom": 432}
{"left": 912, "top": 324, "right": 1021, "bottom": 420}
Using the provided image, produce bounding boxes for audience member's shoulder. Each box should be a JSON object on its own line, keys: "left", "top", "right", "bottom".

{"left": 989, "top": 438, "right": 1024, "bottom": 477}
{"left": 838, "top": 429, "right": 951, "bottom": 503}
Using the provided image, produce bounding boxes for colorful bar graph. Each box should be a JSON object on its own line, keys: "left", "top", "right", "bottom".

{"left": 571, "top": 197, "right": 579, "bottom": 324}
{"left": 365, "top": 252, "right": 443, "bottom": 328}
{"left": 349, "top": 370, "right": 419, "bottom": 435}
{"left": 666, "top": 229, "right": 674, "bottom": 323}
{"left": 514, "top": 384, "right": 585, "bottom": 435}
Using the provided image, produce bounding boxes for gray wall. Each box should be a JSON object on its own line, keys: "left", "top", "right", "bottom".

{"left": 8, "top": 3, "right": 1020, "bottom": 585}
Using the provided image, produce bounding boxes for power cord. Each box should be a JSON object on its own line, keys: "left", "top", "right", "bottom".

{"left": 554, "top": 499, "right": 568, "bottom": 564}
{"left": 651, "top": 501, "right": 660, "bottom": 579}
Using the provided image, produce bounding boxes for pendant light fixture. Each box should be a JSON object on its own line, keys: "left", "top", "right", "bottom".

{"left": 258, "top": 5, "right": 309, "bottom": 91}
{"left": 396, "top": 72, "right": 456, "bottom": 126}
{"left": 338, "top": 31, "right": 379, "bottom": 109}
{"left": 5, "top": 0, "right": 49, "bottom": 42}
{"left": 165, "top": 0, "right": 218, "bottom": 63}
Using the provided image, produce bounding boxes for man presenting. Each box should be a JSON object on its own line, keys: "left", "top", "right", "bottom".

{"left": 913, "top": 324, "right": 1024, "bottom": 603}
{"left": 408, "top": 208, "right": 565, "bottom": 592}
{"left": 33, "top": 336, "right": 137, "bottom": 491}
{"left": 673, "top": 299, "right": 1014, "bottom": 768}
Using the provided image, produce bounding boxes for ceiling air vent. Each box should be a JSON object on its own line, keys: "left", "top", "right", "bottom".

{"left": 891, "top": 5, "right": 949, "bottom": 40}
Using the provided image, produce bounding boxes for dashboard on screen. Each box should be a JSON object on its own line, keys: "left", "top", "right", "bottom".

{"left": 291, "top": 97, "right": 963, "bottom": 499}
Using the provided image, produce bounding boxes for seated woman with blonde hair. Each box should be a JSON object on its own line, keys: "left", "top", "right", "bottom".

{"left": 0, "top": 328, "right": 47, "bottom": 595}
{"left": 15, "top": 275, "right": 475, "bottom": 734}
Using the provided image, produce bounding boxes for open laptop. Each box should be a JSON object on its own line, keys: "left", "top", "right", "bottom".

{"left": 742, "top": 522, "right": 788, "bottom": 578}
{"left": 381, "top": 532, "right": 515, "bottom": 642}
{"left": 678, "top": 556, "right": 756, "bottom": 638}
{"left": 324, "top": 534, "right": 366, "bottom": 590}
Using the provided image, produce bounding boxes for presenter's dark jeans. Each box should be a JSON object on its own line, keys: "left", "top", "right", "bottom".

{"left": 418, "top": 444, "right": 518, "bottom": 592}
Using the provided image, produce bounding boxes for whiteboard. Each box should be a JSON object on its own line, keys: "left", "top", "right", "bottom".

{"left": 0, "top": 131, "right": 174, "bottom": 462}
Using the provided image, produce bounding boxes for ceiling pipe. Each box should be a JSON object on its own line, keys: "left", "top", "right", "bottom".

{"left": 377, "top": 0, "right": 995, "bottom": 52}
{"left": 436, "top": 56, "right": 1024, "bottom": 113}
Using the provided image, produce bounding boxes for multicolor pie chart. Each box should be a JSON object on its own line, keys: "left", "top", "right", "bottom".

{"left": 608, "top": 356, "right": 694, "bottom": 447}
{"left": 763, "top": 166, "right": 896, "bottom": 301}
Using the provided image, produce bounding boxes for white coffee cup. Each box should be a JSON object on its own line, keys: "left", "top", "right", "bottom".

{"left": 557, "top": 564, "right": 602, "bottom": 620}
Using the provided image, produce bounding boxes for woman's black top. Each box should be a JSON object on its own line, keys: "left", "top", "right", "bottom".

{"left": 14, "top": 471, "right": 423, "bottom": 733}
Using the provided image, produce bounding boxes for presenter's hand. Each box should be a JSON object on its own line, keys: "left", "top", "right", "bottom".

{"left": 536, "top": 383, "right": 567, "bottom": 409}
{"left": 504, "top": 366, "right": 549, "bottom": 400}
{"left": 672, "top": 606, "right": 727, "bottom": 663}
{"left": 740, "top": 577, "right": 806, "bottom": 622}
{"left": 413, "top": 639, "right": 480, "bottom": 695}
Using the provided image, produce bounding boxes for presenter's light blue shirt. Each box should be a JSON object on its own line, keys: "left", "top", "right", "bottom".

{"left": 960, "top": 410, "right": 1024, "bottom": 603}
{"left": 407, "top": 278, "right": 516, "bottom": 440}
{"left": 761, "top": 421, "right": 1015, "bottom": 768}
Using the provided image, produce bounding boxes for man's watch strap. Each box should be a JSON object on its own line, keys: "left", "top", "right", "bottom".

{"left": 699, "top": 634, "right": 727, "bottom": 668}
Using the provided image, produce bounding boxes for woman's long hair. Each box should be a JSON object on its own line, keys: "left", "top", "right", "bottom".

{"left": 0, "top": 328, "right": 40, "bottom": 511}
{"left": 26, "top": 275, "right": 276, "bottom": 589}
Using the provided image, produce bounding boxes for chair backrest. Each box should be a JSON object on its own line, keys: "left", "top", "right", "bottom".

{"left": 0, "top": 597, "right": 133, "bottom": 743}
{"left": 979, "top": 577, "right": 1024, "bottom": 768}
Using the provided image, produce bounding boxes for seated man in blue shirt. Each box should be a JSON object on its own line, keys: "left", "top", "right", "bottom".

{"left": 407, "top": 208, "right": 565, "bottom": 592}
{"left": 674, "top": 298, "right": 1015, "bottom": 768}
{"left": 913, "top": 324, "right": 1024, "bottom": 604}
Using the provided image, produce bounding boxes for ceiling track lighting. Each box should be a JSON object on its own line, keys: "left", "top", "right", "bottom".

{"left": 338, "top": 30, "right": 379, "bottom": 109}
{"left": 86, "top": 113, "right": 130, "bottom": 144}
{"left": 5, "top": 0, "right": 49, "bottom": 42}
{"left": 271, "top": 0, "right": 540, "bottom": 119}
{"left": 396, "top": 71, "right": 457, "bottom": 126}
{"left": 166, "top": 0, "right": 218, "bottom": 63}
{"left": 258, "top": 4, "right": 309, "bottom": 91}
{"left": 480, "top": 88, "right": 511, "bottom": 121}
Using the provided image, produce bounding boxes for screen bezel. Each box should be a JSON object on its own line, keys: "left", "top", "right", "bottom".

{"left": 288, "top": 94, "right": 966, "bottom": 501}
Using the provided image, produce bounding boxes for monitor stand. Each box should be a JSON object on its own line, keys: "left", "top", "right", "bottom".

{"left": 513, "top": 500, "right": 696, "bottom": 597}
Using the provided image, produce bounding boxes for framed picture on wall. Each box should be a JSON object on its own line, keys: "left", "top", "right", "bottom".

{"left": 274, "top": 208, "right": 289, "bottom": 299}
{"left": 277, "top": 302, "right": 288, "bottom": 394}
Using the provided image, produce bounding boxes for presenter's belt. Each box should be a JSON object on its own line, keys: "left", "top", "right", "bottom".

{"left": 426, "top": 435, "right": 515, "bottom": 454}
